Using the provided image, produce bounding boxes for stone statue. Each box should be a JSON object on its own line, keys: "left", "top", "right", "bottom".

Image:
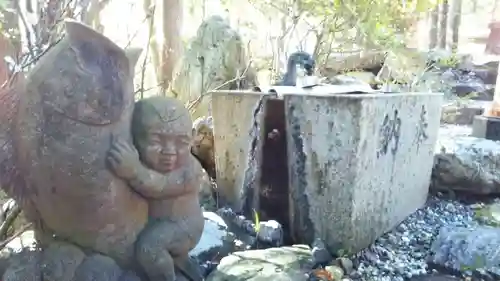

{"left": 107, "top": 96, "right": 205, "bottom": 281}
{"left": 169, "top": 15, "right": 257, "bottom": 120}
{"left": 0, "top": 19, "right": 203, "bottom": 281}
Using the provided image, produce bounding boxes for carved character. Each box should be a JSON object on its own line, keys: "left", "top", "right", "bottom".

{"left": 107, "top": 96, "right": 205, "bottom": 281}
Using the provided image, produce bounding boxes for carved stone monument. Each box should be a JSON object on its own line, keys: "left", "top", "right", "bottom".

{"left": 169, "top": 15, "right": 257, "bottom": 120}
{"left": 0, "top": 19, "right": 204, "bottom": 281}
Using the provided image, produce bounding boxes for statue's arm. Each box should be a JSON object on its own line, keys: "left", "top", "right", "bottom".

{"left": 106, "top": 139, "right": 200, "bottom": 199}
{"left": 127, "top": 165, "right": 196, "bottom": 199}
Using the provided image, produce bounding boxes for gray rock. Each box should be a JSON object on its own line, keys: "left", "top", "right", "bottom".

{"left": 432, "top": 135, "right": 500, "bottom": 194}
{"left": 337, "top": 257, "right": 354, "bottom": 275}
{"left": 41, "top": 241, "right": 85, "bottom": 281}
{"left": 441, "top": 101, "right": 488, "bottom": 125}
{"left": 429, "top": 226, "right": 500, "bottom": 276}
{"left": 440, "top": 69, "right": 493, "bottom": 101}
{"left": 3, "top": 249, "right": 42, "bottom": 281}
{"left": 73, "top": 254, "right": 122, "bottom": 281}
{"left": 206, "top": 245, "right": 313, "bottom": 281}
{"left": 119, "top": 271, "right": 142, "bottom": 281}
{"left": 311, "top": 238, "right": 332, "bottom": 265}
{"left": 257, "top": 220, "right": 283, "bottom": 246}
{"left": 327, "top": 72, "right": 375, "bottom": 88}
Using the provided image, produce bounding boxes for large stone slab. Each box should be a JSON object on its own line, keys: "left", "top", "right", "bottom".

{"left": 283, "top": 92, "right": 443, "bottom": 253}
{"left": 210, "top": 91, "right": 270, "bottom": 212}
{"left": 206, "top": 245, "right": 313, "bottom": 281}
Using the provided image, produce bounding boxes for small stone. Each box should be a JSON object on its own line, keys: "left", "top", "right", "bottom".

{"left": 257, "top": 220, "right": 283, "bottom": 246}
{"left": 312, "top": 239, "right": 332, "bottom": 265}
{"left": 234, "top": 215, "right": 246, "bottom": 227}
{"left": 337, "top": 257, "right": 354, "bottom": 275}
{"left": 401, "top": 236, "right": 410, "bottom": 244}
{"left": 325, "top": 265, "right": 344, "bottom": 280}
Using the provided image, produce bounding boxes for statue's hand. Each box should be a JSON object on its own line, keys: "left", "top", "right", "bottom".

{"left": 107, "top": 139, "right": 140, "bottom": 181}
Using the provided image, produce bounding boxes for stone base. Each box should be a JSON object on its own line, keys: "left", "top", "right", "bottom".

{"left": 471, "top": 115, "right": 500, "bottom": 141}
{"left": 2, "top": 243, "right": 142, "bottom": 281}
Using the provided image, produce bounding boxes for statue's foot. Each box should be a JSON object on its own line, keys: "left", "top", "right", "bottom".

{"left": 174, "top": 256, "right": 203, "bottom": 281}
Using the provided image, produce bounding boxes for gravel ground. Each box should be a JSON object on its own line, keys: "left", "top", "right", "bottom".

{"left": 351, "top": 196, "right": 478, "bottom": 281}
{"left": 212, "top": 195, "right": 483, "bottom": 281}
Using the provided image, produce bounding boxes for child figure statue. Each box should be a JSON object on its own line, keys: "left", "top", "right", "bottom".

{"left": 107, "top": 96, "right": 205, "bottom": 281}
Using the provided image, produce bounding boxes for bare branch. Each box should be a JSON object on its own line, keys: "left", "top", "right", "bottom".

{"left": 0, "top": 204, "right": 20, "bottom": 240}
{"left": 185, "top": 59, "right": 254, "bottom": 112}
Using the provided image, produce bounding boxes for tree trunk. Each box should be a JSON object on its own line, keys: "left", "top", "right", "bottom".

{"left": 84, "top": 0, "right": 113, "bottom": 33}
{"left": 438, "top": 0, "right": 449, "bottom": 49}
{"left": 143, "top": 0, "right": 183, "bottom": 95}
{"left": 449, "top": 0, "right": 462, "bottom": 50}
{"left": 494, "top": 0, "right": 500, "bottom": 21}
{"left": 429, "top": 7, "right": 439, "bottom": 49}
{"left": 159, "top": 0, "right": 183, "bottom": 94}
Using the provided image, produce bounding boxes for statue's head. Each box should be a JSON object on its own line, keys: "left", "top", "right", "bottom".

{"left": 26, "top": 19, "right": 142, "bottom": 126}
{"left": 288, "top": 51, "right": 315, "bottom": 75}
{"left": 132, "top": 96, "right": 192, "bottom": 174}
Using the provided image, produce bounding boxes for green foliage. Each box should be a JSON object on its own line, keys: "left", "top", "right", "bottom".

{"left": 437, "top": 55, "right": 461, "bottom": 68}
{"left": 460, "top": 254, "right": 486, "bottom": 271}
{"left": 253, "top": 208, "right": 261, "bottom": 233}
{"left": 473, "top": 207, "right": 500, "bottom": 227}
{"left": 246, "top": 0, "right": 441, "bottom": 75}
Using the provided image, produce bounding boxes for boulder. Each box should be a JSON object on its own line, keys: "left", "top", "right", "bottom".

{"left": 170, "top": 16, "right": 257, "bottom": 120}
{"left": 206, "top": 245, "right": 313, "bottom": 281}
{"left": 321, "top": 50, "right": 386, "bottom": 76}
{"left": 440, "top": 69, "right": 494, "bottom": 101}
{"left": 429, "top": 226, "right": 500, "bottom": 276}
{"left": 377, "top": 49, "right": 427, "bottom": 84}
{"left": 432, "top": 135, "right": 500, "bottom": 195}
{"left": 325, "top": 72, "right": 376, "bottom": 89}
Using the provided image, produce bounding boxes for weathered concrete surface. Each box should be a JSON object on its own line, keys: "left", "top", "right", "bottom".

{"left": 284, "top": 92, "right": 443, "bottom": 253}
{"left": 210, "top": 91, "right": 270, "bottom": 212}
